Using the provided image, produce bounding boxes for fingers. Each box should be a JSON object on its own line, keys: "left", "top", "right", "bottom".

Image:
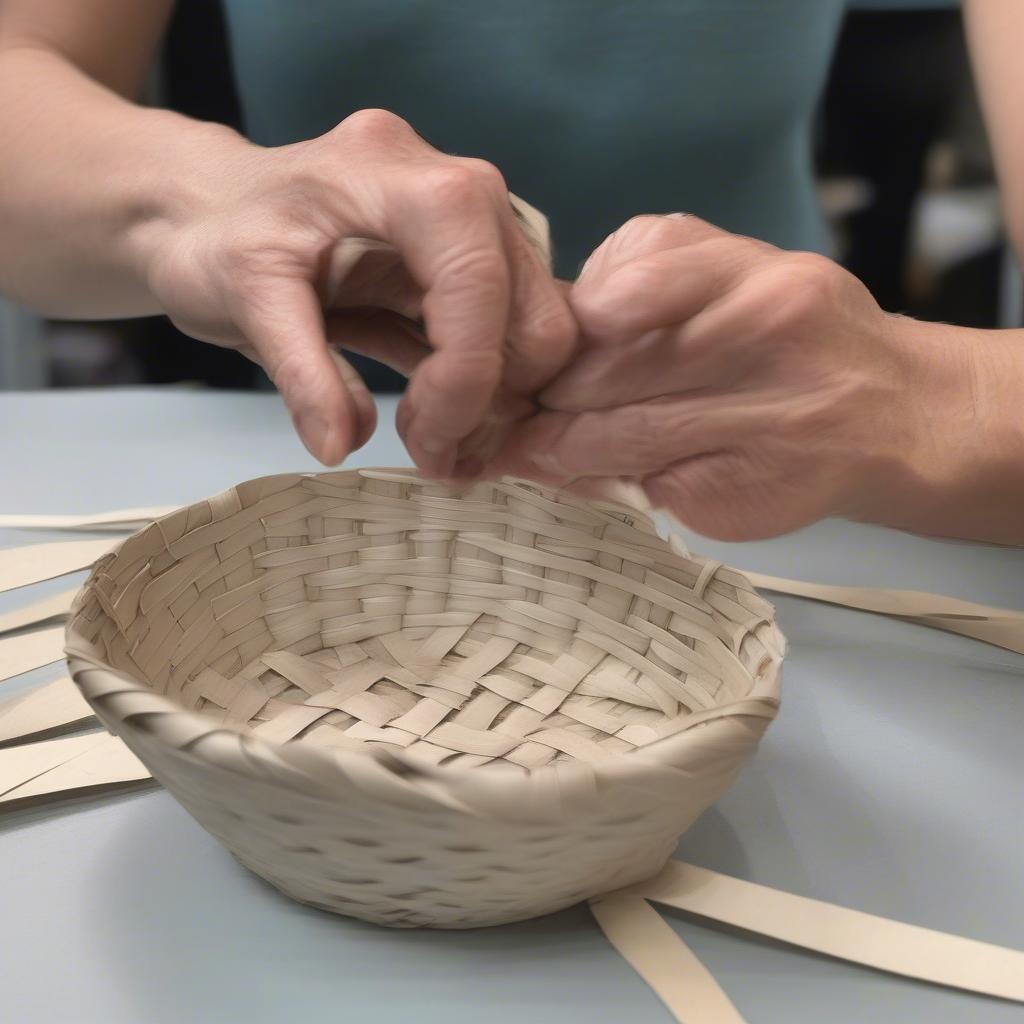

{"left": 389, "top": 180, "right": 574, "bottom": 475}
{"left": 330, "top": 113, "right": 571, "bottom": 475}
{"left": 234, "top": 277, "right": 375, "bottom": 464}
{"left": 577, "top": 212, "right": 727, "bottom": 287}
{"left": 540, "top": 327, "right": 684, "bottom": 412}
{"left": 543, "top": 261, "right": 762, "bottom": 413}
{"left": 376, "top": 161, "right": 510, "bottom": 475}
{"left": 571, "top": 234, "right": 762, "bottom": 343}
{"left": 329, "top": 348, "right": 378, "bottom": 452}
{"left": 500, "top": 211, "right": 578, "bottom": 394}
{"left": 487, "top": 396, "right": 755, "bottom": 484}
{"left": 542, "top": 220, "right": 775, "bottom": 413}
{"left": 541, "top": 302, "right": 763, "bottom": 414}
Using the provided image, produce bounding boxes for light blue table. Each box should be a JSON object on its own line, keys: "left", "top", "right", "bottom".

{"left": 1, "top": 388, "right": 1021, "bottom": 1023}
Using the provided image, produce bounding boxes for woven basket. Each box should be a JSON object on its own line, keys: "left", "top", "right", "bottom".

{"left": 65, "top": 469, "right": 783, "bottom": 928}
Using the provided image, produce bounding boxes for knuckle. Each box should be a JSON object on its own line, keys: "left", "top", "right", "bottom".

{"left": 335, "top": 107, "right": 410, "bottom": 141}
{"left": 432, "top": 246, "right": 508, "bottom": 300}
{"left": 778, "top": 253, "right": 840, "bottom": 320}
{"left": 619, "top": 213, "right": 671, "bottom": 239}
{"left": 417, "top": 164, "right": 492, "bottom": 209}
{"left": 456, "top": 157, "right": 507, "bottom": 195}
{"left": 572, "top": 261, "right": 652, "bottom": 330}
{"left": 523, "top": 296, "right": 577, "bottom": 352}
{"left": 602, "top": 215, "right": 677, "bottom": 261}
{"left": 612, "top": 259, "right": 667, "bottom": 298}
{"left": 613, "top": 213, "right": 707, "bottom": 253}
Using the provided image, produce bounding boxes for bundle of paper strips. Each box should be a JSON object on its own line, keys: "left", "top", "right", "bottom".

{"left": 2, "top": 472, "right": 1022, "bottom": 1023}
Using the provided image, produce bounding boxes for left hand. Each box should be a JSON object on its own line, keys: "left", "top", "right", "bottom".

{"left": 487, "top": 214, "right": 990, "bottom": 541}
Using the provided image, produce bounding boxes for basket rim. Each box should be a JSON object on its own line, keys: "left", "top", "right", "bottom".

{"left": 64, "top": 469, "right": 784, "bottom": 809}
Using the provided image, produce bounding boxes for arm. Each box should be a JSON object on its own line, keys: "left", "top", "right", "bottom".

{"left": 0, "top": 0, "right": 184, "bottom": 315}
{"left": 963, "top": 0, "right": 1024, "bottom": 261}
{"left": 0, "top": 1, "right": 575, "bottom": 469}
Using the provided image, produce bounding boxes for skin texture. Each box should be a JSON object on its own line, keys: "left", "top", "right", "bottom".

{"left": 0, "top": 1, "right": 575, "bottom": 473}
{"left": 964, "top": 0, "right": 1024, "bottom": 260}
{"left": 2, "top": 1, "right": 1024, "bottom": 542}
{"left": 485, "top": 215, "right": 1024, "bottom": 544}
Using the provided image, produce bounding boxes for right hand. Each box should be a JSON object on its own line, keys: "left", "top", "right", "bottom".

{"left": 143, "top": 109, "right": 576, "bottom": 473}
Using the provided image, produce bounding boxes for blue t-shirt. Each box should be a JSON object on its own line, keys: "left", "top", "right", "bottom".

{"left": 222, "top": 1, "right": 847, "bottom": 274}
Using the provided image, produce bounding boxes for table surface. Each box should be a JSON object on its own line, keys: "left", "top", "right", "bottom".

{"left": 1, "top": 388, "right": 1021, "bottom": 1024}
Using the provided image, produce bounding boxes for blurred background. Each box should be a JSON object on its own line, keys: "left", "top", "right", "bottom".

{"left": 0, "top": 0, "right": 1018, "bottom": 394}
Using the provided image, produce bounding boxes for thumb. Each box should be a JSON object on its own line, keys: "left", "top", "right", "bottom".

{"left": 236, "top": 278, "right": 376, "bottom": 464}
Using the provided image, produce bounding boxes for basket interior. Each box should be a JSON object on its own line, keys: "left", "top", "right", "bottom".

{"left": 72, "top": 471, "right": 779, "bottom": 772}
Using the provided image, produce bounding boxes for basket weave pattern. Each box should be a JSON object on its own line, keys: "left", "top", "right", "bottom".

{"left": 66, "top": 470, "right": 783, "bottom": 927}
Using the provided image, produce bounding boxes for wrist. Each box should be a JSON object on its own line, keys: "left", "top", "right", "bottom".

{"left": 847, "top": 315, "right": 1024, "bottom": 543}
{"left": 121, "top": 114, "right": 257, "bottom": 300}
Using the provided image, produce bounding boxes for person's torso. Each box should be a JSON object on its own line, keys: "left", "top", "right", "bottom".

{"left": 222, "top": 0, "right": 846, "bottom": 274}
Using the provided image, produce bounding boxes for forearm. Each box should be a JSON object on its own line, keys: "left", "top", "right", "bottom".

{"left": 0, "top": 44, "right": 252, "bottom": 318}
{"left": 964, "top": 0, "right": 1024, "bottom": 263}
{"left": 848, "top": 318, "right": 1024, "bottom": 545}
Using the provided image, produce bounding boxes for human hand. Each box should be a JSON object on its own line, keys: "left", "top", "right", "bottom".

{"left": 143, "top": 110, "right": 575, "bottom": 473}
{"left": 489, "top": 214, "right": 1019, "bottom": 542}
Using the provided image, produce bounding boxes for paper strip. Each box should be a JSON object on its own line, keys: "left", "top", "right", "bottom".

{"left": 743, "top": 571, "right": 1024, "bottom": 656}
{"left": 0, "top": 588, "right": 77, "bottom": 635}
{"left": 0, "top": 507, "right": 174, "bottom": 531}
{"left": 0, "top": 539, "right": 117, "bottom": 593}
{"left": 0, "top": 625, "right": 67, "bottom": 682}
{"left": 629, "top": 861, "right": 1024, "bottom": 1003}
{"left": 591, "top": 894, "right": 745, "bottom": 1023}
{"left": 0, "top": 677, "right": 94, "bottom": 744}
{"left": 0, "top": 731, "right": 151, "bottom": 807}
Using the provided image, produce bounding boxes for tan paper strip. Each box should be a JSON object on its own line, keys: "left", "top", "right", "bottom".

{"left": 0, "top": 625, "right": 67, "bottom": 682}
{"left": 0, "top": 732, "right": 106, "bottom": 796}
{"left": 591, "top": 894, "right": 745, "bottom": 1024}
{"left": 0, "top": 507, "right": 174, "bottom": 531}
{"left": 0, "top": 588, "right": 77, "bottom": 635}
{"left": 0, "top": 538, "right": 117, "bottom": 593}
{"left": 744, "top": 571, "right": 1024, "bottom": 656}
{"left": 0, "top": 731, "right": 151, "bottom": 806}
{"left": 0, "top": 677, "right": 94, "bottom": 744}
{"left": 629, "top": 861, "right": 1024, "bottom": 1003}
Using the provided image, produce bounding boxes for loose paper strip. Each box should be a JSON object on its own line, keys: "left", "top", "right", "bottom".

{"left": 0, "top": 588, "right": 77, "bottom": 635}
{"left": 0, "top": 677, "right": 94, "bottom": 744}
{"left": 0, "top": 731, "right": 151, "bottom": 807}
{"left": 743, "top": 571, "right": 1024, "bottom": 656}
{"left": 0, "top": 538, "right": 116, "bottom": 593}
{"left": 591, "top": 894, "right": 745, "bottom": 1023}
{"left": 627, "top": 861, "right": 1024, "bottom": 1003}
{"left": 0, "top": 625, "right": 66, "bottom": 682}
{"left": 0, "top": 507, "right": 174, "bottom": 531}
